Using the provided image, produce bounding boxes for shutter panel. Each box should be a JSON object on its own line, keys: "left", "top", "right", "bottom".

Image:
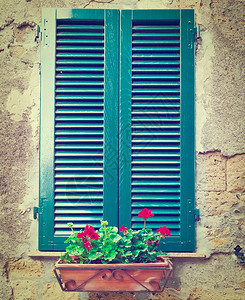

{"left": 40, "top": 9, "right": 119, "bottom": 250}
{"left": 40, "top": 8, "right": 195, "bottom": 252}
{"left": 39, "top": 8, "right": 57, "bottom": 250}
{"left": 120, "top": 10, "right": 195, "bottom": 251}
{"left": 54, "top": 12, "right": 105, "bottom": 238}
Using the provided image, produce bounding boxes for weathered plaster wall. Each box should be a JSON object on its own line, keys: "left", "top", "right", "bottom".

{"left": 0, "top": 0, "right": 244, "bottom": 299}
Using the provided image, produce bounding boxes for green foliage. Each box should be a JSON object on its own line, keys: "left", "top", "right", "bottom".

{"left": 60, "top": 208, "right": 170, "bottom": 264}
{"left": 117, "top": 228, "right": 162, "bottom": 263}
{"left": 97, "top": 225, "right": 121, "bottom": 263}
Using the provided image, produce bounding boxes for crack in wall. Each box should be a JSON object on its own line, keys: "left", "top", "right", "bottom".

{"left": 198, "top": 150, "right": 245, "bottom": 159}
{"left": 0, "top": 18, "right": 15, "bottom": 31}
{"left": 83, "top": 0, "right": 115, "bottom": 8}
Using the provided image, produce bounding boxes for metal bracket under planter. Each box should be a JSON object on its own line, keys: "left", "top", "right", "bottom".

{"left": 53, "top": 257, "right": 173, "bottom": 293}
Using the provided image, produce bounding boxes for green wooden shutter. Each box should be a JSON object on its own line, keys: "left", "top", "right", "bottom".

{"left": 39, "top": 8, "right": 119, "bottom": 250}
{"left": 40, "top": 8, "right": 195, "bottom": 252}
{"left": 119, "top": 10, "right": 195, "bottom": 251}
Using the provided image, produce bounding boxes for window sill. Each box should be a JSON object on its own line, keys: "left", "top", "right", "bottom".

{"left": 27, "top": 251, "right": 206, "bottom": 258}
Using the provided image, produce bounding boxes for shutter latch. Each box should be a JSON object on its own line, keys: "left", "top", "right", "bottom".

{"left": 193, "top": 26, "right": 200, "bottom": 39}
{"left": 33, "top": 207, "right": 39, "bottom": 219}
{"left": 194, "top": 208, "right": 200, "bottom": 221}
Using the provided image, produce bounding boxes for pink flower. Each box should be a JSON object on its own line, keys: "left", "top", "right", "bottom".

{"left": 137, "top": 208, "right": 154, "bottom": 220}
{"left": 157, "top": 226, "right": 171, "bottom": 237}
{"left": 120, "top": 225, "right": 128, "bottom": 233}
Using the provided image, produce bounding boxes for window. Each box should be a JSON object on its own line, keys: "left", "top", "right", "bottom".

{"left": 39, "top": 8, "right": 195, "bottom": 251}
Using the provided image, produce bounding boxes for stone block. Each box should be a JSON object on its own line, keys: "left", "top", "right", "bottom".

{"left": 206, "top": 229, "right": 219, "bottom": 237}
{"left": 222, "top": 228, "right": 230, "bottom": 236}
{"left": 9, "top": 45, "right": 25, "bottom": 58}
{"left": 210, "top": 238, "right": 228, "bottom": 247}
{"left": 188, "top": 287, "right": 245, "bottom": 300}
{"left": 196, "top": 191, "right": 238, "bottom": 216}
{"left": 196, "top": 152, "right": 226, "bottom": 192}
{"left": 42, "top": 282, "right": 80, "bottom": 300}
{"left": 7, "top": 259, "right": 43, "bottom": 278}
{"left": 227, "top": 154, "right": 245, "bottom": 192}
{"left": 10, "top": 280, "right": 38, "bottom": 300}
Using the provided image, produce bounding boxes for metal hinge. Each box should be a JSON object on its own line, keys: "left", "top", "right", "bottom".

{"left": 195, "top": 209, "right": 200, "bottom": 221}
{"left": 35, "top": 25, "right": 40, "bottom": 41}
{"left": 33, "top": 207, "right": 39, "bottom": 219}
{"left": 194, "top": 26, "right": 201, "bottom": 39}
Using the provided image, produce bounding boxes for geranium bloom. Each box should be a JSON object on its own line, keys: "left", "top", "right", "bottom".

{"left": 157, "top": 226, "right": 171, "bottom": 237}
{"left": 77, "top": 225, "right": 99, "bottom": 252}
{"left": 120, "top": 225, "right": 128, "bottom": 233}
{"left": 77, "top": 232, "right": 85, "bottom": 239}
{"left": 137, "top": 208, "right": 154, "bottom": 220}
{"left": 83, "top": 240, "right": 93, "bottom": 250}
{"left": 84, "top": 225, "right": 95, "bottom": 236}
{"left": 84, "top": 224, "right": 100, "bottom": 240}
{"left": 89, "top": 231, "right": 100, "bottom": 240}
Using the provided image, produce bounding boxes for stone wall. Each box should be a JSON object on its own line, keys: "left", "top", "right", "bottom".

{"left": 0, "top": 0, "right": 244, "bottom": 299}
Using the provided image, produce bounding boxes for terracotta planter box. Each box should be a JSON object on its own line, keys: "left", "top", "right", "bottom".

{"left": 54, "top": 256, "right": 173, "bottom": 292}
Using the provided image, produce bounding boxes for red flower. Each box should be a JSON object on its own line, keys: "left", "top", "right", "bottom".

{"left": 84, "top": 225, "right": 95, "bottom": 236}
{"left": 89, "top": 232, "right": 100, "bottom": 240}
{"left": 77, "top": 232, "right": 85, "bottom": 239}
{"left": 157, "top": 226, "right": 171, "bottom": 237}
{"left": 83, "top": 240, "right": 93, "bottom": 250}
{"left": 77, "top": 225, "right": 99, "bottom": 251}
{"left": 120, "top": 225, "right": 128, "bottom": 233}
{"left": 83, "top": 224, "right": 100, "bottom": 240}
{"left": 137, "top": 208, "right": 154, "bottom": 220}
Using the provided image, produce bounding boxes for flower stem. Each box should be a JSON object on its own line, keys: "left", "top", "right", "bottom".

{"left": 103, "top": 223, "right": 107, "bottom": 240}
